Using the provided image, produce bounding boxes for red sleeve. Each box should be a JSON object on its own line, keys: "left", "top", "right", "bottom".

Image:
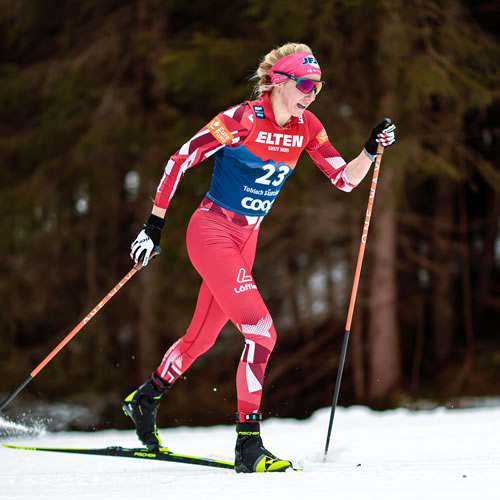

{"left": 154, "top": 103, "right": 253, "bottom": 210}
{"left": 304, "top": 112, "right": 356, "bottom": 192}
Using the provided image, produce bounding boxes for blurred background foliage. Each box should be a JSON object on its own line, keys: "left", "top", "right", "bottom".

{"left": 0, "top": 0, "right": 499, "bottom": 430}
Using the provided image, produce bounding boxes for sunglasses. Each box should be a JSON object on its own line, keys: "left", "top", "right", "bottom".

{"left": 274, "top": 71, "right": 325, "bottom": 95}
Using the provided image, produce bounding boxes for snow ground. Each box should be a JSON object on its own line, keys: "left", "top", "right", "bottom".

{"left": 0, "top": 405, "right": 498, "bottom": 500}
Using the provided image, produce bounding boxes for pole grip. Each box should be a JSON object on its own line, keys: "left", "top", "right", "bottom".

{"left": 133, "top": 246, "right": 161, "bottom": 271}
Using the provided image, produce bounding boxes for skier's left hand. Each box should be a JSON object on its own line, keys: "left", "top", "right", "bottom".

{"left": 364, "top": 119, "right": 396, "bottom": 156}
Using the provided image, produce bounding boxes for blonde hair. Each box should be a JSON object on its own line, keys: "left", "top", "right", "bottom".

{"left": 252, "top": 42, "right": 313, "bottom": 98}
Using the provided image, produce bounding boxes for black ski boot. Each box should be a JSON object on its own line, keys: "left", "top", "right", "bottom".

{"left": 122, "top": 374, "right": 170, "bottom": 450}
{"left": 234, "top": 421, "right": 292, "bottom": 473}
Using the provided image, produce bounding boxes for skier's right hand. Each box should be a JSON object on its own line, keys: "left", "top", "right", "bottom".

{"left": 130, "top": 214, "right": 164, "bottom": 266}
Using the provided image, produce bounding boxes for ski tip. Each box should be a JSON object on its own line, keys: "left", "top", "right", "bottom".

{"left": 4, "top": 443, "right": 35, "bottom": 450}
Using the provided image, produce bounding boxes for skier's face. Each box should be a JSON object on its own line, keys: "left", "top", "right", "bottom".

{"left": 278, "top": 77, "right": 319, "bottom": 117}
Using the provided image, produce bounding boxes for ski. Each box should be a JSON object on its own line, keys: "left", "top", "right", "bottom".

{"left": 3, "top": 444, "right": 234, "bottom": 470}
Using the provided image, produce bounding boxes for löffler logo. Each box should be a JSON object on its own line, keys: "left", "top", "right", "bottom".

{"left": 234, "top": 268, "right": 257, "bottom": 294}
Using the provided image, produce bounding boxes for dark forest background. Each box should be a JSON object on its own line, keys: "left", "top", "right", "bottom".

{"left": 1, "top": 0, "right": 499, "bottom": 431}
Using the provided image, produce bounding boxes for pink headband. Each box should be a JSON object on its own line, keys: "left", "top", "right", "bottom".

{"left": 269, "top": 51, "right": 322, "bottom": 83}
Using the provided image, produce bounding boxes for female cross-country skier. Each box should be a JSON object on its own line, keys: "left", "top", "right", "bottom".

{"left": 123, "top": 42, "right": 396, "bottom": 473}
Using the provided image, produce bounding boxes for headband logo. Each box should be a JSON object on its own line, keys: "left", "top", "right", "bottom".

{"left": 302, "top": 56, "right": 320, "bottom": 68}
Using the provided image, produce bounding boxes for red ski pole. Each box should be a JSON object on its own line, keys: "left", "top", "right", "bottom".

{"left": 0, "top": 249, "right": 159, "bottom": 412}
{"left": 323, "top": 142, "right": 385, "bottom": 458}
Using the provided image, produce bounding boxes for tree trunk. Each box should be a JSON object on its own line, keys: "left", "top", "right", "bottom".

{"left": 367, "top": 171, "right": 401, "bottom": 400}
{"left": 367, "top": 0, "right": 402, "bottom": 401}
{"left": 432, "top": 179, "right": 455, "bottom": 362}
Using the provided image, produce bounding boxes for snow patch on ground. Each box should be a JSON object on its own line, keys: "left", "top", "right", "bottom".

{"left": 1, "top": 405, "right": 499, "bottom": 500}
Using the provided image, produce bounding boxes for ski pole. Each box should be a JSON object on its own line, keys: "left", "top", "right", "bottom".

{"left": 0, "top": 248, "right": 160, "bottom": 412}
{"left": 323, "top": 140, "right": 386, "bottom": 459}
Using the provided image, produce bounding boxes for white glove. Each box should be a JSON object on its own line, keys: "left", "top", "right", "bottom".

{"left": 130, "top": 214, "right": 164, "bottom": 266}
{"left": 376, "top": 123, "right": 396, "bottom": 148}
{"left": 131, "top": 229, "right": 156, "bottom": 266}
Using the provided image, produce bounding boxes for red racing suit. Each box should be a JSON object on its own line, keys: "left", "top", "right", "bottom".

{"left": 153, "top": 93, "right": 357, "bottom": 421}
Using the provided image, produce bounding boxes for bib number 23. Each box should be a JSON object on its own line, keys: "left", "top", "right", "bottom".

{"left": 255, "top": 164, "right": 290, "bottom": 187}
